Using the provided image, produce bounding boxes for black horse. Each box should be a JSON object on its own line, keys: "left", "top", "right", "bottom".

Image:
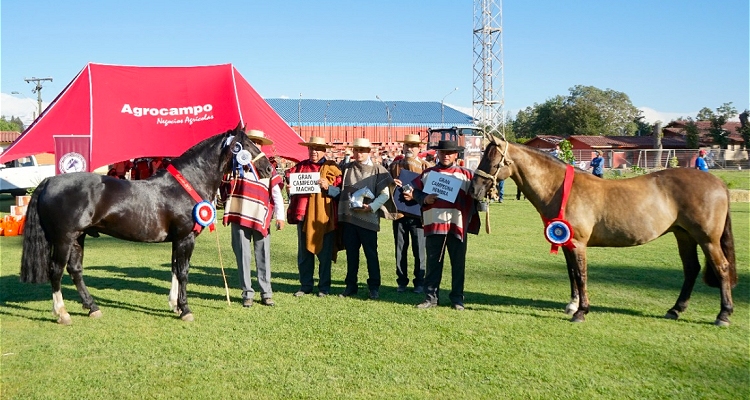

{"left": 20, "top": 123, "right": 273, "bottom": 324}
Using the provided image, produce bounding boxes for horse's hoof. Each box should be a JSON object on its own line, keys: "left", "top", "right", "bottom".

{"left": 57, "top": 314, "right": 73, "bottom": 325}
{"left": 664, "top": 310, "right": 679, "bottom": 320}
{"left": 570, "top": 312, "right": 585, "bottom": 323}
{"left": 180, "top": 313, "right": 194, "bottom": 322}
{"left": 714, "top": 319, "right": 730, "bottom": 327}
{"left": 89, "top": 310, "right": 103, "bottom": 318}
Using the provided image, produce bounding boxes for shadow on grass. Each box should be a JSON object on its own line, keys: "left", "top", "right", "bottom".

{"left": 2, "top": 256, "right": 744, "bottom": 325}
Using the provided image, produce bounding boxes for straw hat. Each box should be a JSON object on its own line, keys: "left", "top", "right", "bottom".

{"left": 298, "top": 136, "right": 333, "bottom": 148}
{"left": 347, "top": 138, "right": 374, "bottom": 149}
{"left": 398, "top": 134, "right": 426, "bottom": 145}
{"left": 246, "top": 129, "right": 273, "bottom": 145}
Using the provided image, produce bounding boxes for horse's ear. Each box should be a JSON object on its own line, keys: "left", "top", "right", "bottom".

{"left": 233, "top": 121, "right": 244, "bottom": 134}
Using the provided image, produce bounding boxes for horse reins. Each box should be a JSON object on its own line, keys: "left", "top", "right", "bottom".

{"left": 473, "top": 141, "right": 512, "bottom": 234}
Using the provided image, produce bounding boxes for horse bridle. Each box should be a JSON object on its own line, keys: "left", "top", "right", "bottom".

{"left": 474, "top": 137, "right": 512, "bottom": 188}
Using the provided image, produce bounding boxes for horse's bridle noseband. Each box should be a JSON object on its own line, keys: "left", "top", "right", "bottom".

{"left": 474, "top": 140, "right": 512, "bottom": 187}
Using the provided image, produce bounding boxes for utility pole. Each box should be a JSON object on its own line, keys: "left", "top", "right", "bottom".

{"left": 376, "top": 95, "right": 392, "bottom": 143}
{"left": 25, "top": 77, "right": 53, "bottom": 117}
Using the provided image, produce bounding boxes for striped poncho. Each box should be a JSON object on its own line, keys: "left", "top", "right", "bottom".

{"left": 413, "top": 163, "right": 480, "bottom": 241}
{"left": 222, "top": 171, "right": 283, "bottom": 237}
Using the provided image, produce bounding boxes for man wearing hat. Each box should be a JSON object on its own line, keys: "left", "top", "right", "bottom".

{"left": 222, "top": 129, "right": 285, "bottom": 307}
{"left": 403, "top": 140, "right": 480, "bottom": 311}
{"left": 695, "top": 149, "right": 709, "bottom": 171}
{"left": 589, "top": 150, "right": 605, "bottom": 178}
{"left": 286, "top": 136, "right": 342, "bottom": 297}
{"left": 336, "top": 138, "right": 396, "bottom": 300}
{"left": 389, "top": 134, "right": 432, "bottom": 294}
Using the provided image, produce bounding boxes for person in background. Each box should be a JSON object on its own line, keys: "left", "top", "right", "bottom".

{"left": 695, "top": 149, "right": 709, "bottom": 171}
{"left": 286, "top": 136, "right": 342, "bottom": 297}
{"left": 336, "top": 138, "right": 396, "bottom": 300}
{"left": 496, "top": 179, "right": 504, "bottom": 203}
{"left": 589, "top": 150, "right": 604, "bottom": 178}
{"left": 389, "top": 134, "right": 432, "bottom": 294}
{"left": 222, "top": 130, "right": 285, "bottom": 307}
{"left": 339, "top": 149, "right": 352, "bottom": 170}
{"left": 403, "top": 140, "right": 480, "bottom": 311}
{"left": 550, "top": 144, "right": 561, "bottom": 159}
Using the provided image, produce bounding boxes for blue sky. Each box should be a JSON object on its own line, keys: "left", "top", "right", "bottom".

{"left": 2, "top": 1, "right": 748, "bottom": 126}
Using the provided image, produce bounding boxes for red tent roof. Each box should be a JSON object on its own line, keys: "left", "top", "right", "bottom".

{"left": 0, "top": 63, "right": 307, "bottom": 169}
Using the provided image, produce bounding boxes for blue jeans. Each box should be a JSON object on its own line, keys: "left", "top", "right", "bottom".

{"left": 496, "top": 179, "right": 505, "bottom": 201}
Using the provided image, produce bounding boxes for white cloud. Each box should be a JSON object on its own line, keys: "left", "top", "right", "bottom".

{"left": 0, "top": 93, "right": 42, "bottom": 127}
{"left": 637, "top": 107, "right": 692, "bottom": 125}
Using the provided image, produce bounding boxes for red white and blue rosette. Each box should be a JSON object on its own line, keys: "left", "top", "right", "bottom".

{"left": 544, "top": 218, "right": 573, "bottom": 247}
{"left": 193, "top": 201, "right": 216, "bottom": 228}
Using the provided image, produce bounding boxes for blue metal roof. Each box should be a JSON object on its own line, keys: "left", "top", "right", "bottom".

{"left": 265, "top": 99, "right": 475, "bottom": 127}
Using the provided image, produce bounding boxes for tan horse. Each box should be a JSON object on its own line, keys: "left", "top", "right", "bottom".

{"left": 469, "top": 137, "right": 737, "bottom": 326}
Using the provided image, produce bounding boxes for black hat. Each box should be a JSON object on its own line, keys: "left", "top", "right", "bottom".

{"left": 429, "top": 140, "right": 464, "bottom": 151}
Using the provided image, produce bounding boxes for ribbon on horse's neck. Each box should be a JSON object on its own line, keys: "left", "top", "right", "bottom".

{"left": 167, "top": 164, "right": 215, "bottom": 234}
{"left": 542, "top": 164, "right": 576, "bottom": 254}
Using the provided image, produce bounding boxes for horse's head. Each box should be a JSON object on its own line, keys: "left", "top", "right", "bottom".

{"left": 221, "top": 123, "right": 274, "bottom": 179}
{"left": 469, "top": 135, "right": 513, "bottom": 200}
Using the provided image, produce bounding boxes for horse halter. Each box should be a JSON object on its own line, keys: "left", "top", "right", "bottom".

{"left": 474, "top": 141, "right": 511, "bottom": 187}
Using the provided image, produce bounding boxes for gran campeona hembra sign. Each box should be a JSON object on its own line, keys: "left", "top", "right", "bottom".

{"left": 120, "top": 103, "right": 215, "bottom": 127}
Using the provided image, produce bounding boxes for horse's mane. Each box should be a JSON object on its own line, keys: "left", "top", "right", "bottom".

{"left": 510, "top": 142, "right": 585, "bottom": 171}
{"left": 168, "top": 130, "right": 231, "bottom": 171}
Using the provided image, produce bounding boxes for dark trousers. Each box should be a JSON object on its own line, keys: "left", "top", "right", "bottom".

{"left": 296, "top": 224, "right": 334, "bottom": 293}
{"left": 341, "top": 222, "right": 381, "bottom": 291}
{"left": 424, "top": 233, "right": 468, "bottom": 305}
{"left": 392, "top": 218, "right": 425, "bottom": 287}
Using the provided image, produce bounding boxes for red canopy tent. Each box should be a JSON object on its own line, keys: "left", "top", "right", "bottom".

{"left": 0, "top": 63, "right": 307, "bottom": 170}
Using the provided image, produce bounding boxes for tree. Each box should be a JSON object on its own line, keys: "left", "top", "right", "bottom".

{"left": 703, "top": 102, "right": 737, "bottom": 149}
{"left": 558, "top": 139, "right": 576, "bottom": 164}
{"left": 511, "top": 85, "right": 642, "bottom": 138}
{"left": 684, "top": 118, "right": 701, "bottom": 149}
{"left": 739, "top": 110, "right": 750, "bottom": 150}
{"left": 565, "top": 85, "right": 641, "bottom": 136}
{"left": 634, "top": 116, "right": 653, "bottom": 137}
{"left": 0, "top": 116, "right": 23, "bottom": 132}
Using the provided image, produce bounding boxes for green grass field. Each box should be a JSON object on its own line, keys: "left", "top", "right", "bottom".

{"left": 1, "top": 186, "right": 748, "bottom": 399}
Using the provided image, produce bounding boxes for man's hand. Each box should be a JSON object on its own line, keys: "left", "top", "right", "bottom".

{"left": 424, "top": 194, "right": 438, "bottom": 205}
{"left": 276, "top": 220, "right": 285, "bottom": 230}
{"left": 318, "top": 178, "right": 329, "bottom": 190}
{"left": 393, "top": 178, "right": 402, "bottom": 187}
{"left": 354, "top": 204, "right": 372, "bottom": 213}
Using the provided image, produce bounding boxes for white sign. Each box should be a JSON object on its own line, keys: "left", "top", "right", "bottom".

{"left": 424, "top": 171, "right": 461, "bottom": 203}
{"left": 289, "top": 172, "right": 321, "bottom": 194}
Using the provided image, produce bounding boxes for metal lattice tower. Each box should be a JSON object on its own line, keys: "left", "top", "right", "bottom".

{"left": 472, "top": 0, "right": 504, "bottom": 137}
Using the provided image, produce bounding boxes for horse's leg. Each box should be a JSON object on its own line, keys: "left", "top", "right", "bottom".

{"left": 172, "top": 236, "right": 196, "bottom": 321}
{"left": 564, "top": 246, "right": 589, "bottom": 323}
{"left": 665, "top": 230, "right": 700, "bottom": 321}
{"left": 50, "top": 241, "right": 73, "bottom": 325}
{"left": 66, "top": 234, "right": 102, "bottom": 318}
{"left": 168, "top": 273, "right": 179, "bottom": 314}
{"left": 699, "top": 240, "right": 734, "bottom": 326}
{"left": 563, "top": 250, "right": 580, "bottom": 315}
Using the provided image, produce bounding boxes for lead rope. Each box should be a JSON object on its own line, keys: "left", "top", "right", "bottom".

{"left": 214, "top": 166, "right": 244, "bottom": 306}
{"left": 214, "top": 228, "right": 232, "bottom": 306}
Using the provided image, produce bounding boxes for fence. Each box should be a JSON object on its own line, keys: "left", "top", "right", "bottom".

{"left": 570, "top": 149, "right": 749, "bottom": 171}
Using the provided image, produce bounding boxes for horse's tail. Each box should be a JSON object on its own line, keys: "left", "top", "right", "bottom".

{"left": 703, "top": 207, "right": 737, "bottom": 289}
{"left": 20, "top": 179, "right": 51, "bottom": 284}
